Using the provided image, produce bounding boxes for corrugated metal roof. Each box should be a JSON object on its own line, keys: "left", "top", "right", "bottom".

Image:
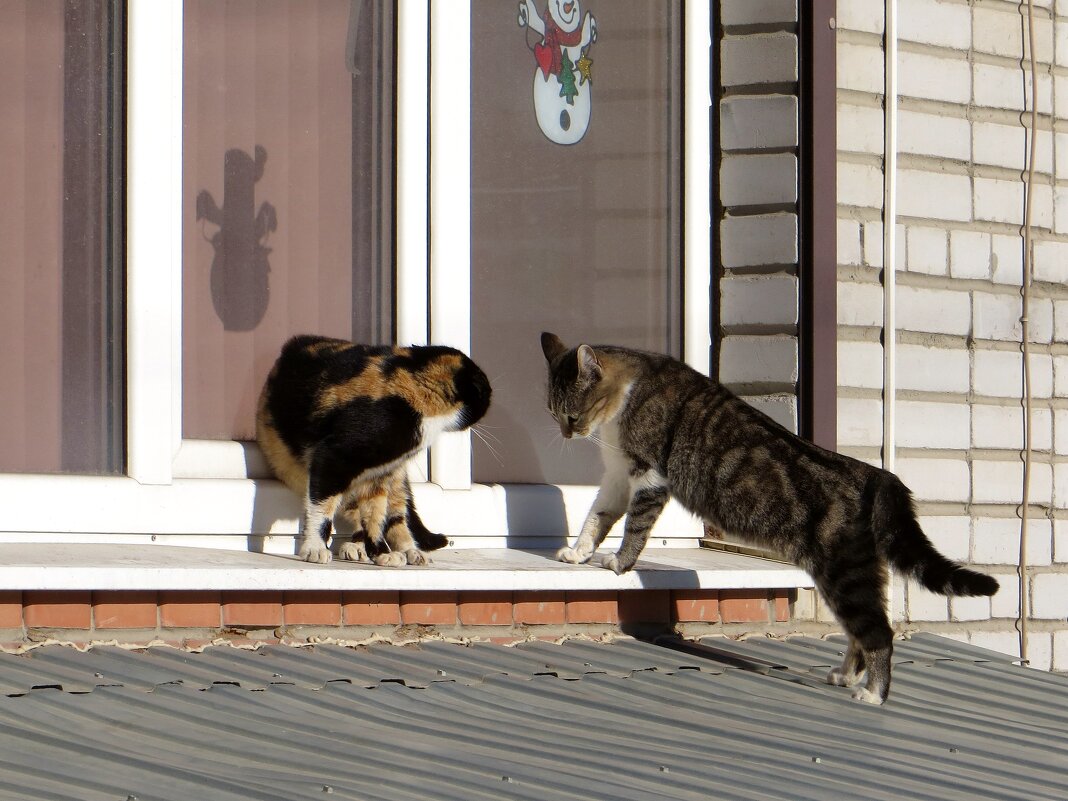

{"left": 0, "top": 634, "right": 1065, "bottom": 801}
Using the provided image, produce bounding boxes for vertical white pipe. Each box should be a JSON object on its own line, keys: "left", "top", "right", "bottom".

{"left": 883, "top": 0, "right": 898, "bottom": 617}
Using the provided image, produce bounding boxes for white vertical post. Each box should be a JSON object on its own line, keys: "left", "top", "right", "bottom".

{"left": 684, "top": 0, "right": 712, "bottom": 376}
{"left": 396, "top": 0, "right": 430, "bottom": 349}
{"left": 127, "top": 0, "right": 183, "bottom": 485}
{"left": 396, "top": 2, "right": 432, "bottom": 482}
{"left": 428, "top": 0, "right": 472, "bottom": 489}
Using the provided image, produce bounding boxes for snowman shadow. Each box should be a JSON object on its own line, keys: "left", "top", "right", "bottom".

{"left": 196, "top": 145, "right": 277, "bottom": 332}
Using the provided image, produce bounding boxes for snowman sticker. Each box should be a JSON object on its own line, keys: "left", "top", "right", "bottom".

{"left": 518, "top": 0, "right": 597, "bottom": 145}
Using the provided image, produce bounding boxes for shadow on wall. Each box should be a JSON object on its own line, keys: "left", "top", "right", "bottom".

{"left": 197, "top": 145, "right": 277, "bottom": 331}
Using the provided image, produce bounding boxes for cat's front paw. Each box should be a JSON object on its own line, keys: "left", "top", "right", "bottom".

{"left": 403, "top": 549, "right": 431, "bottom": 566}
{"left": 299, "top": 540, "right": 333, "bottom": 564}
{"left": 556, "top": 546, "right": 592, "bottom": 564}
{"left": 603, "top": 554, "right": 628, "bottom": 575}
{"left": 338, "top": 541, "right": 370, "bottom": 562}
{"left": 372, "top": 551, "right": 407, "bottom": 567}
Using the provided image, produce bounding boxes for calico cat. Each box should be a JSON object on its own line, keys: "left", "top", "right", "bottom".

{"left": 540, "top": 332, "right": 998, "bottom": 704}
{"left": 257, "top": 334, "right": 491, "bottom": 566}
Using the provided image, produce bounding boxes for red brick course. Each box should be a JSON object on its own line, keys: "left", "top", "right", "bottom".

{"left": 24, "top": 591, "right": 92, "bottom": 629}
{"left": 342, "top": 591, "right": 401, "bottom": 626}
{"left": 458, "top": 592, "right": 513, "bottom": 626}
{"left": 0, "top": 592, "right": 22, "bottom": 629}
{"left": 400, "top": 592, "right": 458, "bottom": 626}
{"left": 565, "top": 591, "right": 619, "bottom": 624}
{"left": 222, "top": 592, "right": 284, "bottom": 627}
{"left": 513, "top": 591, "right": 566, "bottom": 624}
{"left": 718, "top": 590, "right": 770, "bottom": 623}
{"left": 93, "top": 591, "right": 159, "bottom": 629}
{"left": 283, "top": 592, "right": 343, "bottom": 626}
{"left": 672, "top": 590, "right": 720, "bottom": 622}
{"left": 159, "top": 591, "right": 222, "bottom": 628}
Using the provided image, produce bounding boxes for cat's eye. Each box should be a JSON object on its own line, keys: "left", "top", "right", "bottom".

{"left": 566, "top": 414, "right": 578, "bottom": 425}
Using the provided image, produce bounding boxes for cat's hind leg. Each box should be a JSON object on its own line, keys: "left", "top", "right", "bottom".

{"left": 818, "top": 570, "right": 894, "bottom": 704}
{"left": 355, "top": 489, "right": 407, "bottom": 567}
{"left": 827, "top": 639, "right": 865, "bottom": 688}
{"left": 336, "top": 499, "right": 372, "bottom": 563}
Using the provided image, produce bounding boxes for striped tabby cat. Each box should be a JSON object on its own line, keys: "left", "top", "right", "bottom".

{"left": 257, "top": 335, "right": 491, "bottom": 566}
{"left": 540, "top": 332, "right": 998, "bottom": 704}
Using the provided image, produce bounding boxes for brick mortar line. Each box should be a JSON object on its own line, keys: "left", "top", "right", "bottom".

{"left": 837, "top": 205, "right": 885, "bottom": 223}
{"left": 837, "top": 327, "right": 883, "bottom": 343}
{"left": 894, "top": 217, "right": 1068, "bottom": 244}
{"left": 894, "top": 267, "right": 1068, "bottom": 298}
{"left": 886, "top": 216, "right": 1068, "bottom": 241}
{"left": 721, "top": 24, "right": 798, "bottom": 37}
{"left": 723, "top": 265, "right": 797, "bottom": 277}
{"left": 836, "top": 264, "right": 881, "bottom": 281}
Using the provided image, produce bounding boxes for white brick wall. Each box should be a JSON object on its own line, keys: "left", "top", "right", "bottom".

{"left": 719, "top": 154, "right": 798, "bottom": 207}
{"left": 834, "top": 0, "right": 1068, "bottom": 666}
{"left": 720, "top": 95, "right": 798, "bottom": 150}
{"left": 717, "top": 6, "right": 800, "bottom": 423}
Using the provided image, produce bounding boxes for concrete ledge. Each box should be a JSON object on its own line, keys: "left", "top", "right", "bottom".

{"left": 0, "top": 544, "right": 814, "bottom": 592}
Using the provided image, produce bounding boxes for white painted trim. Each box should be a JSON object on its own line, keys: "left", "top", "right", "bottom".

{"left": 396, "top": 1, "right": 430, "bottom": 348}
{"left": 126, "top": 0, "right": 183, "bottom": 484}
{"left": 428, "top": 0, "right": 472, "bottom": 490}
{"left": 684, "top": 0, "right": 713, "bottom": 376}
{"left": 0, "top": 543, "right": 813, "bottom": 591}
{"left": 396, "top": 2, "right": 431, "bottom": 481}
{"left": 0, "top": 472, "right": 701, "bottom": 544}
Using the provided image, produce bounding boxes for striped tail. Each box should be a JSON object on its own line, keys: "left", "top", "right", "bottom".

{"left": 874, "top": 476, "right": 999, "bottom": 597}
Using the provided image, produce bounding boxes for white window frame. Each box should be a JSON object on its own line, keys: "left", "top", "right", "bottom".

{"left": 0, "top": 0, "right": 711, "bottom": 556}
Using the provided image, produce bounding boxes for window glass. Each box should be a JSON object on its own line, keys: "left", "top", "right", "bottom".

{"left": 0, "top": 1, "right": 123, "bottom": 474}
{"left": 470, "top": 1, "right": 683, "bottom": 484}
{"left": 182, "top": 0, "right": 394, "bottom": 441}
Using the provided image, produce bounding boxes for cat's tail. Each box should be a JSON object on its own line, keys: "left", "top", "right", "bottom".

{"left": 405, "top": 479, "right": 449, "bottom": 552}
{"left": 874, "top": 475, "right": 999, "bottom": 597}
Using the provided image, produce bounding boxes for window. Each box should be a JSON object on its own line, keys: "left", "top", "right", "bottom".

{"left": 0, "top": 1, "right": 123, "bottom": 475}
{"left": 0, "top": 0, "right": 710, "bottom": 551}
{"left": 470, "top": 2, "right": 683, "bottom": 485}
{"left": 182, "top": 0, "right": 394, "bottom": 441}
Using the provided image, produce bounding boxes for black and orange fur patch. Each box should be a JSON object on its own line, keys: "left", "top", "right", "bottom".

{"left": 257, "top": 334, "right": 491, "bottom": 566}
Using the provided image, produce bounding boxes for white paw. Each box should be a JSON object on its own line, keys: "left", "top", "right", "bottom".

{"left": 603, "top": 554, "right": 624, "bottom": 575}
{"left": 556, "top": 546, "right": 591, "bottom": 564}
{"left": 338, "top": 542, "right": 370, "bottom": 562}
{"left": 373, "top": 551, "right": 407, "bottom": 568}
{"left": 298, "top": 541, "right": 332, "bottom": 564}
{"left": 826, "top": 668, "right": 858, "bottom": 687}
{"left": 851, "top": 687, "right": 885, "bottom": 705}
{"left": 404, "top": 549, "right": 430, "bottom": 566}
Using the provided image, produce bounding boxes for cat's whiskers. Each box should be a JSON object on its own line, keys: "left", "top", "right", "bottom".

{"left": 470, "top": 425, "right": 503, "bottom": 465}
{"left": 588, "top": 433, "right": 620, "bottom": 452}
{"left": 472, "top": 424, "right": 503, "bottom": 446}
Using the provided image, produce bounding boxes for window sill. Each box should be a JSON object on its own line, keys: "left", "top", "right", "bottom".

{"left": 0, "top": 543, "right": 813, "bottom": 592}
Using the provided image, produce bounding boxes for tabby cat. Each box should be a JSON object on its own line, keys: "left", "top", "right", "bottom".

{"left": 257, "top": 334, "right": 492, "bottom": 566}
{"left": 540, "top": 332, "right": 998, "bottom": 704}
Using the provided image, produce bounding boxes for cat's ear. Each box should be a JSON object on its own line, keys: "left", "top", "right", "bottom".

{"left": 576, "top": 344, "right": 603, "bottom": 382}
{"left": 541, "top": 332, "right": 567, "bottom": 363}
